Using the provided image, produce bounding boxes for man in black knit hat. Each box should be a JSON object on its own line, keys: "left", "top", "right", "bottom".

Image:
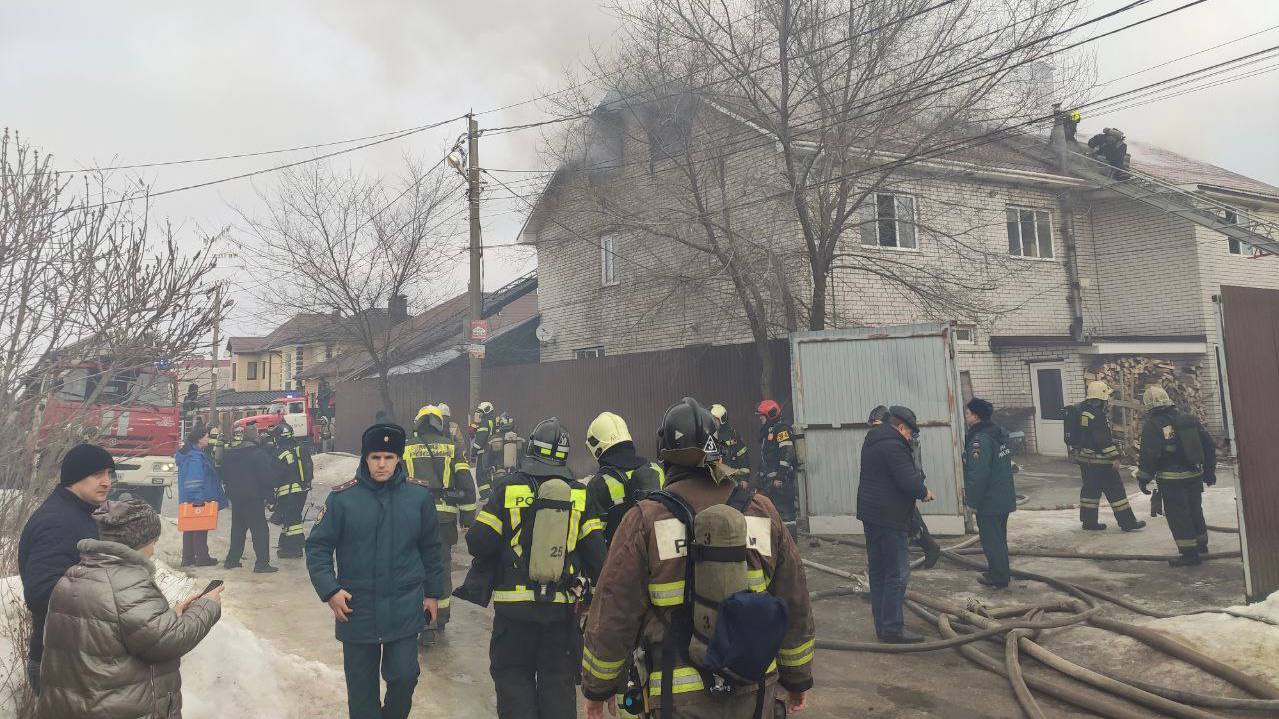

{"left": 18, "top": 443, "right": 115, "bottom": 694}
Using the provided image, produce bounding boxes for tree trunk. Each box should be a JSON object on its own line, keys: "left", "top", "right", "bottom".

{"left": 809, "top": 268, "right": 828, "bottom": 331}
{"left": 375, "top": 369, "right": 396, "bottom": 421}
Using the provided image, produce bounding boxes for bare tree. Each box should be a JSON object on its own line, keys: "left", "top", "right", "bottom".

{"left": 236, "top": 159, "right": 462, "bottom": 418}
{"left": 1, "top": 129, "right": 220, "bottom": 711}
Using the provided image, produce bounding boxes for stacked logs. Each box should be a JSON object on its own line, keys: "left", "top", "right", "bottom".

{"left": 1085, "top": 356, "right": 1206, "bottom": 463}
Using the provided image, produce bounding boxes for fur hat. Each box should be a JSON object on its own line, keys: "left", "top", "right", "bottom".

{"left": 94, "top": 500, "right": 162, "bottom": 549}
{"left": 60, "top": 444, "right": 116, "bottom": 487}
{"left": 966, "top": 398, "right": 994, "bottom": 421}
{"left": 362, "top": 423, "right": 406, "bottom": 457}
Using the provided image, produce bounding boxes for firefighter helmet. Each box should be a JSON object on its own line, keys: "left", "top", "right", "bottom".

{"left": 438, "top": 403, "right": 452, "bottom": 418}
{"left": 524, "top": 417, "right": 571, "bottom": 475}
{"left": 414, "top": 405, "right": 446, "bottom": 436}
{"left": 586, "top": 412, "right": 631, "bottom": 460}
{"left": 1142, "top": 385, "right": 1173, "bottom": 408}
{"left": 1070, "top": 110, "right": 1082, "bottom": 123}
{"left": 657, "top": 397, "right": 719, "bottom": 468}
{"left": 756, "top": 399, "right": 781, "bottom": 421}
{"left": 232, "top": 426, "right": 245, "bottom": 442}
{"left": 273, "top": 422, "right": 294, "bottom": 438}
{"left": 496, "top": 412, "right": 515, "bottom": 433}
{"left": 1086, "top": 381, "right": 1113, "bottom": 401}
{"left": 868, "top": 405, "right": 889, "bottom": 425}
{"left": 709, "top": 404, "right": 728, "bottom": 423}
{"left": 477, "top": 401, "right": 494, "bottom": 416}
{"left": 208, "top": 426, "right": 221, "bottom": 439}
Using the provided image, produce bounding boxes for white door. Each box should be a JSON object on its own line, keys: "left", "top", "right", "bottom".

{"left": 1029, "top": 362, "right": 1068, "bottom": 456}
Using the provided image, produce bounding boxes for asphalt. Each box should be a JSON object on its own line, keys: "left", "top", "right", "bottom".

{"left": 156, "top": 454, "right": 1254, "bottom": 718}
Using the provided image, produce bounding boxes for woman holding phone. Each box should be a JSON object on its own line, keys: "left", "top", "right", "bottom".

{"left": 37, "top": 499, "right": 223, "bottom": 719}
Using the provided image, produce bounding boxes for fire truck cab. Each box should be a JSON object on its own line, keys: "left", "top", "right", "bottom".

{"left": 233, "top": 392, "right": 321, "bottom": 443}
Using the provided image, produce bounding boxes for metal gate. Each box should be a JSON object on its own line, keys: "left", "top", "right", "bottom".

{"left": 1217, "top": 286, "right": 1279, "bottom": 602}
{"left": 791, "top": 323, "right": 967, "bottom": 535}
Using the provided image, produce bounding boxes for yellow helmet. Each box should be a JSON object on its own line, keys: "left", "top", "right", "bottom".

{"left": 586, "top": 411, "right": 632, "bottom": 460}
{"left": 1085, "top": 381, "right": 1113, "bottom": 401}
{"left": 1070, "top": 110, "right": 1082, "bottom": 123}
{"left": 1142, "top": 385, "right": 1173, "bottom": 408}
{"left": 709, "top": 404, "right": 728, "bottom": 423}
{"left": 414, "top": 405, "right": 446, "bottom": 434}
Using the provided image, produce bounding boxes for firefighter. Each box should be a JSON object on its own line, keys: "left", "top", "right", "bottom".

{"left": 465, "top": 417, "right": 607, "bottom": 718}
{"left": 709, "top": 404, "right": 750, "bottom": 477}
{"left": 1068, "top": 381, "right": 1146, "bottom": 532}
{"left": 471, "top": 401, "right": 498, "bottom": 501}
{"left": 581, "top": 397, "right": 814, "bottom": 719}
{"left": 271, "top": 422, "right": 313, "bottom": 559}
{"left": 584, "top": 412, "right": 665, "bottom": 545}
{"left": 869, "top": 405, "right": 941, "bottom": 569}
{"left": 1136, "top": 386, "right": 1217, "bottom": 567}
{"left": 1088, "top": 127, "right": 1129, "bottom": 170}
{"left": 439, "top": 403, "right": 466, "bottom": 446}
{"left": 404, "top": 405, "right": 478, "bottom": 646}
{"left": 755, "top": 399, "right": 798, "bottom": 522}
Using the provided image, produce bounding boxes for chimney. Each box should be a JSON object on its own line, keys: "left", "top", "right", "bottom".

{"left": 389, "top": 294, "right": 409, "bottom": 325}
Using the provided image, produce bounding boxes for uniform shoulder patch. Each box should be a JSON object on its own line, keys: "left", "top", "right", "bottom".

{"left": 332, "top": 479, "right": 359, "bottom": 493}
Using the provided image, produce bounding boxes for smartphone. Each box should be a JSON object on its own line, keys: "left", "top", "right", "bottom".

{"left": 198, "top": 579, "right": 223, "bottom": 597}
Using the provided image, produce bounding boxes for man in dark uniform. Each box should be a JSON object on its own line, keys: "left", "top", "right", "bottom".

{"left": 710, "top": 403, "right": 750, "bottom": 475}
{"left": 221, "top": 429, "right": 278, "bottom": 573}
{"left": 471, "top": 401, "right": 498, "bottom": 501}
{"left": 1067, "top": 381, "right": 1146, "bottom": 532}
{"left": 963, "top": 398, "right": 1017, "bottom": 589}
{"left": 755, "top": 399, "right": 798, "bottom": 522}
{"left": 1136, "top": 386, "right": 1217, "bottom": 567}
{"left": 305, "top": 423, "right": 445, "bottom": 719}
{"left": 583, "top": 411, "right": 665, "bottom": 545}
{"left": 404, "top": 404, "right": 478, "bottom": 645}
{"left": 464, "top": 417, "right": 607, "bottom": 718}
{"left": 271, "top": 422, "right": 313, "bottom": 559}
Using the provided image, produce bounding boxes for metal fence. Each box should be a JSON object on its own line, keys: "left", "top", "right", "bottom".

{"left": 334, "top": 341, "right": 791, "bottom": 478}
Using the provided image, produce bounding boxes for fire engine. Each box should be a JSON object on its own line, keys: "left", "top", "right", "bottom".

{"left": 233, "top": 392, "right": 323, "bottom": 443}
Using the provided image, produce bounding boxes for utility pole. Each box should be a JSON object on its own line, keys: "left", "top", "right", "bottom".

{"left": 209, "top": 282, "right": 223, "bottom": 430}
{"left": 466, "top": 114, "right": 483, "bottom": 420}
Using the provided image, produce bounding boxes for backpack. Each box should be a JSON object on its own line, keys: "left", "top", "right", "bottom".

{"left": 1062, "top": 404, "right": 1084, "bottom": 449}
{"left": 647, "top": 486, "right": 788, "bottom": 719}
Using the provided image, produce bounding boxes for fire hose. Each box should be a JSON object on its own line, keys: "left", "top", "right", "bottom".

{"left": 801, "top": 536, "right": 1279, "bottom": 717}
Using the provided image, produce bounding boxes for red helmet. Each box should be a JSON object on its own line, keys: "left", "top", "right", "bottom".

{"left": 756, "top": 399, "right": 781, "bottom": 420}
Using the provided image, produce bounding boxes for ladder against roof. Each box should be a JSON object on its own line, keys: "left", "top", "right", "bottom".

{"left": 1072, "top": 152, "right": 1279, "bottom": 257}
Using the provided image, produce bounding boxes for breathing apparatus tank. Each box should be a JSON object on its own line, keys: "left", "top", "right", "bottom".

{"left": 526, "top": 478, "right": 574, "bottom": 593}
{"left": 688, "top": 504, "right": 750, "bottom": 668}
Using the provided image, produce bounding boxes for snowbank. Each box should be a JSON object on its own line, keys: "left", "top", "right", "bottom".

{"left": 1148, "top": 590, "right": 1279, "bottom": 686}
{"left": 0, "top": 565, "right": 345, "bottom": 719}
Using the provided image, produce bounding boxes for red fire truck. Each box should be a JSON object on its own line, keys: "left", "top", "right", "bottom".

{"left": 233, "top": 392, "right": 323, "bottom": 444}
{"left": 39, "top": 362, "right": 179, "bottom": 511}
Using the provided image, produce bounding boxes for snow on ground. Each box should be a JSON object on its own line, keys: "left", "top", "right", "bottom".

{"left": 0, "top": 564, "right": 345, "bottom": 719}
{"left": 312, "top": 452, "right": 361, "bottom": 488}
{"left": 1148, "top": 590, "right": 1279, "bottom": 686}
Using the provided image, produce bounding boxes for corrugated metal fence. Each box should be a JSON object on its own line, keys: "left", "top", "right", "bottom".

{"left": 334, "top": 341, "right": 790, "bottom": 478}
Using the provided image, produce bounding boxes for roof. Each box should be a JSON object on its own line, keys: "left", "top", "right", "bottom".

{"left": 1125, "top": 139, "right": 1279, "bottom": 200}
{"left": 261, "top": 310, "right": 391, "bottom": 351}
{"left": 177, "top": 358, "right": 230, "bottom": 368}
{"left": 192, "top": 389, "right": 298, "bottom": 407}
{"left": 226, "top": 336, "right": 268, "bottom": 354}
{"left": 300, "top": 272, "right": 539, "bottom": 382}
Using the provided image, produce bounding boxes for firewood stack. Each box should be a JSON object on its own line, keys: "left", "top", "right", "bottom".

{"left": 1085, "top": 357, "right": 1206, "bottom": 463}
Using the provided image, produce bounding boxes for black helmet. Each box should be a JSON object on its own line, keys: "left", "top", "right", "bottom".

{"left": 868, "top": 405, "right": 889, "bottom": 425}
{"left": 523, "top": 417, "right": 571, "bottom": 477}
{"left": 886, "top": 405, "right": 920, "bottom": 433}
{"left": 273, "top": 422, "right": 294, "bottom": 438}
{"left": 657, "top": 397, "right": 719, "bottom": 467}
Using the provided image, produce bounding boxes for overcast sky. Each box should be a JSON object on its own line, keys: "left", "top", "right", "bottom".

{"left": 3, "top": 0, "right": 1276, "bottom": 336}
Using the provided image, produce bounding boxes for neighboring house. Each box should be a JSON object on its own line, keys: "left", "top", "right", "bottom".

{"left": 520, "top": 97, "right": 1279, "bottom": 454}
{"left": 175, "top": 358, "right": 231, "bottom": 394}
{"left": 225, "top": 336, "right": 275, "bottom": 392}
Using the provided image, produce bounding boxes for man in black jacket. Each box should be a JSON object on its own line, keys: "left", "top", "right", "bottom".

{"left": 856, "top": 407, "right": 934, "bottom": 643}
{"left": 221, "top": 435, "right": 279, "bottom": 573}
{"left": 18, "top": 443, "right": 114, "bottom": 694}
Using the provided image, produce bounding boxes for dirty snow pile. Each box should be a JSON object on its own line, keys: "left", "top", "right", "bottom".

{"left": 1148, "top": 590, "right": 1279, "bottom": 686}
{"left": 0, "top": 564, "right": 344, "bottom": 719}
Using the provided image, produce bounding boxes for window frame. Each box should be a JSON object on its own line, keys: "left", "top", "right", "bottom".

{"left": 574, "top": 346, "right": 606, "bottom": 360}
{"left": 1006, "top": 206, "right": 1056, "bottom": 259}
{"left": 247, "top": 361, "right": 258, "bottom": 381}
{"left": 1225, "top": 209, "right": 1253, "bottom": 255}
{"left": 953, "top": 325, "right": 976, "bottom": 344}
{"left": 600, "top": 233, "right": 620, "bottom": 287}
{"left": 861, "top": 192, "right": 919, "bottom": 250}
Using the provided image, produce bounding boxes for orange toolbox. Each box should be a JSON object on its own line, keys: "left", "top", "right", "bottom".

{"left": 177, "top": 502, "right": 219, "bottom": 532}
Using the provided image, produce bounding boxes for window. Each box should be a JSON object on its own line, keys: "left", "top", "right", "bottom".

{"left": 295, "top": 346, "right": 304, "bottom": 376}
{"left": 325, "top": 343, "right": 333, "bottom": 360}
{"left": 601, "top": 233, "right": 619, "bottom": 286}
{"left": 1226, "top": 209, "right": 1252, "bottom": 255}
{"left": 574, "top": 346, "right": 606, "bottom": 360}
{"left": 953, "top": 325, "right": 976, "bottom": 344}
{"left": 1006, "top": 207, "right": 1054, "bottom": 258}
{"left": 247, "top": 362, "right": 258, "bottom": 381}
{"left": 862, "top": 193, "right": 917, "bottom": 249}
{"left": 231, "top": 363, "right": 237, "bottom": 382}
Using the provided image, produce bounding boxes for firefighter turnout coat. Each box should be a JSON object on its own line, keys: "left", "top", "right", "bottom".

{"left": 581, "top": 464, "right": 815, "bottom": 712}
{"left": 404, "top": 429, "right": 478, "bottom": 538}
{"left": 1071, "top": 399, "right": 1121, "bottom": 465}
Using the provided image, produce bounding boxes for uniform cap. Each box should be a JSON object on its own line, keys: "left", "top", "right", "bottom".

{"left": 1086, "top": 381, "right": 1113, "bottom": 401}
{"left": 586, "top": 412, "right": 631, "bottom": 460}
{"left": 362, "top": 423, "right": 406, "bottom": 457}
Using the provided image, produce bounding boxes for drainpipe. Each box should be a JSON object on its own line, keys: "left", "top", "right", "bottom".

{"left": 1051, "top": 103, "right": 1086, "bottom": 342}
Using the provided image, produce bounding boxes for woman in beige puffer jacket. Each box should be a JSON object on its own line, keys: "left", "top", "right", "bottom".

{"left": 37, "top": 500, "right": 221, "bottom": 719}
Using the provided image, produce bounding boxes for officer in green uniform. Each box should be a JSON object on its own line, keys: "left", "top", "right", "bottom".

{"left": 962, "top": 398, "right": 1017, "bottom": 589}
{"left": 305, "top": 424, "right": 445, "bottom": 719}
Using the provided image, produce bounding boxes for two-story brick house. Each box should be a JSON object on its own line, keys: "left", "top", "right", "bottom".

{"left": 519, "top": 98, "right": 1279, "bottom": 454}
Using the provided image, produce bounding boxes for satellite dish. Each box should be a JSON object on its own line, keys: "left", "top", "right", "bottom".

{"left": 535, "top": 323, "right": 557, "bottom": 344}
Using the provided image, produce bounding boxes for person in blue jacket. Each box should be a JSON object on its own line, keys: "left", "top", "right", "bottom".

{"left": 175, "top": 426, "right": 225, "bottom": 567}
{"left": 963, "top": 398, "right": 1017, "bottom": 589}
{"left": 305, "top": 423, "right": 445, "bottom": 719}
